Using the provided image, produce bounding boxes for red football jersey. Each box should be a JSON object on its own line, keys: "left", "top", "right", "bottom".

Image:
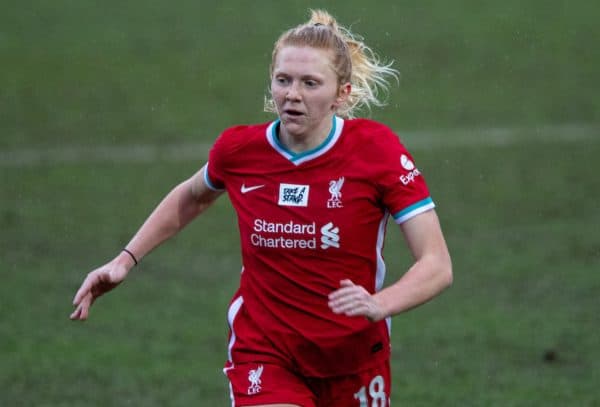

{"left": 206, "top": 116, "right": 435, "bottom": 377}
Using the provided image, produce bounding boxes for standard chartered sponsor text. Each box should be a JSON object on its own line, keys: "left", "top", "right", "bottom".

{"left": 252, "top": 219, "right": 317, "bottom": 249}
{"left": 251, "top": 234, "right": 317, "bottom": 249}
{"left": 254, "top": 219, "right": 315, "bottom": 234}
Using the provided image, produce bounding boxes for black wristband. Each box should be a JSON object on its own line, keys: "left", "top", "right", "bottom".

{"left": 122, "top": 248, "right": 138, "bottom": 266}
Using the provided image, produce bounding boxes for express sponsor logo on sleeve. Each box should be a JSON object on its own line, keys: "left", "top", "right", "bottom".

{"left": 399, "top": 154, "right": 421, "bottom": 185}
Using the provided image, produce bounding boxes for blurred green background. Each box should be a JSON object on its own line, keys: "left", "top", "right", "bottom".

{"left": 1, "top": 1, "right": 598, "bottom": 405}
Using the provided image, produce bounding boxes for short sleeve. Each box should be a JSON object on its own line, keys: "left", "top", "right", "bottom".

{"left": 373, "top": 130, "right": 435, "bottom": 224}
{"left": 204, "top": 130, "right": 231, "bottom": 191}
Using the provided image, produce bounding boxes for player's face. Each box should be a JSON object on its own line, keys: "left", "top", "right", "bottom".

{"left": 271, "top": 46, "right": 350, "bottom": 144}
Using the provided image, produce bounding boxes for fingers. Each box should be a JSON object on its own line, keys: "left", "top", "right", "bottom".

{"left": 328, "top": 280, "right": 369, "bottom": 313}
{"left": 70, "top": 292, "right": 93, "bottom": 321}
{"left": 328, "top": 289, "right": 369, "bottom": 314}
{"left": 69, "top": 307, "right": 80, "bottom": 320}
{"left": 72, "top": 272, "right": 98, "bottom": 306}
{"left": 330, "top": 300, "right": 369, "bottom": 316}
{"left": 328, "top": 279, "right": 382, "bottom": 321}
{"left": 71, "top": 267, "right": 109, "bottom": 320}
{"left": 70, "top": 262, "right": 127, "bottom": 321}
{"left": 339, "top": 279, "right": 354, "bottom": 288}
{"left": 328, "top": 279, "right": 354, "bottom": 298}
{"left": 72, "top": 265, "right": 117, "bottom": 306}
{"left": 328, "top": 279, "right": 360, "bottom": 303}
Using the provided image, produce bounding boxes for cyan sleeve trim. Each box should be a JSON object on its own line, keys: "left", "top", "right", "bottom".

{"left": 392, "top": 197, "right": 435, "bottom": 224}
{"left": 203, "top": 163, "right": 225, "bottom": 191}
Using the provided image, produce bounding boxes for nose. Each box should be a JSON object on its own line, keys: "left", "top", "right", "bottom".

{"left": 285, "top": 82, "right": 301, "bottom": 101}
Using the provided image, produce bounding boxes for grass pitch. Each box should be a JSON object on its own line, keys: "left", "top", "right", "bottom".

{"left": 1, "top": 1, "right": 599, "bottom": 405}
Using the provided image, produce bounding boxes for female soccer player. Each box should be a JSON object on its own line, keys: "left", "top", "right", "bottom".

{"left": 71, "top": 10, "right": 452, "bottom": 406}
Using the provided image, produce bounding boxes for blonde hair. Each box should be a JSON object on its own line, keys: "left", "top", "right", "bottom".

{"left": 265, "top": 9, "right": 399, "bottom": 118}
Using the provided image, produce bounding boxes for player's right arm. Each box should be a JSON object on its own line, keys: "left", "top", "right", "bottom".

{"left": 70, "top": 164, "right": 223, "bottom": 320}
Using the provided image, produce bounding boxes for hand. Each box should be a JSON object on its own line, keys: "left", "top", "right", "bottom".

{"left": 328, "top": 279, "right": 385, "bottom": 322}
{"left": 70, "top": 260, "right": 129, "bottom": 321}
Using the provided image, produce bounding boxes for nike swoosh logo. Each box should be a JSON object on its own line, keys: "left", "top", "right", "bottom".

{"left": 241, "top": 184, "right": 265, "bottom": 194}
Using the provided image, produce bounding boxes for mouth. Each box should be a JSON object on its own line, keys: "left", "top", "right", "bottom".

{"left": 283, "top": 109, "right": 305, "bottom": 118}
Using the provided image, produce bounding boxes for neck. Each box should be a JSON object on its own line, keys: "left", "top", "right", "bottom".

{"left": 278, "top": 116, "right": 335, "bottom": 154}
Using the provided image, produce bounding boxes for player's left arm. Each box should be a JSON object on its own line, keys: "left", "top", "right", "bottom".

{"left": 328, "top": 209, "right": 452, "bottom": 321}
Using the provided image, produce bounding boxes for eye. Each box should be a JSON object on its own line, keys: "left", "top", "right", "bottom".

{"left": 275, "top": 76, "right": 289, "bottom": 85}
{"left": 304, "top": 79, "right": 318, "bottom": 88}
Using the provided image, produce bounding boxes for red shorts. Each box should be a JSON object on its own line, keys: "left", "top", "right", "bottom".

{"left": 223, "top": 296, "right": 391, "bottom": 406}
{"left": 225, "top": 362, "right": 391, "bottom": 407}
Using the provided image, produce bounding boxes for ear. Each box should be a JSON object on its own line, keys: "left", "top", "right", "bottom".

{"left": 333, "top": 82, "right": 351, "bottom": 108}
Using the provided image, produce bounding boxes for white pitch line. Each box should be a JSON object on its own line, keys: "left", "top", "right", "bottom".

{"left": 0, "top": 142, "right": 213, "bottom": 167}
{"left": 0, "top": 123, "right": 597, "bottom": 167}
{"left": 400, "top": 123, "right": 599, "bottom": 149}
